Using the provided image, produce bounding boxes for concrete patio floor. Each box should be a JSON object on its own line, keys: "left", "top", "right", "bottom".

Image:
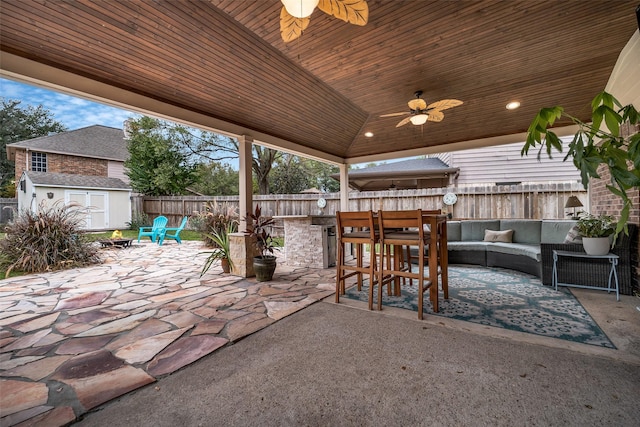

{"left": 1, "top": 241, "right": 639, "bottom": 426}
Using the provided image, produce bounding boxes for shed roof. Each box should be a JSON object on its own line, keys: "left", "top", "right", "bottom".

{"left": 7, "top": 125, "right": 128, "bottom": 162}
{"left": 24, "top": 171, "right": 131, "bottom": 191}
{"left": 333, "top": 158, "right": 458, "bottom": 191}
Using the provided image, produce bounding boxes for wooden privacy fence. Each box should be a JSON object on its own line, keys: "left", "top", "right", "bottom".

{"left": 135, "top": 182, "right": 587, "bottom": 232}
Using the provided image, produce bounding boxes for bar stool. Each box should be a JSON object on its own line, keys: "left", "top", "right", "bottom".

{"left": 377, "top": 209, "right": 437, "bottom": 319}
{"left": 400, "top": 210, "right": 448, "bottom": 299}
{"left": 335, "top": 211, "right": 382, "bottom": 310}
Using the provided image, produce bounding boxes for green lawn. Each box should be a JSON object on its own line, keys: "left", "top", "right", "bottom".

{"left": 87, "top": 229, "right": 202, "bottom": 242}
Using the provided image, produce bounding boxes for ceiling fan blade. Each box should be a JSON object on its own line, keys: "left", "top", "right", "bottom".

{"left": 318, "top": 0, "right": 369, "bottom": 26}
{"left": 426, "top": 99, "right": 463, "bottom": 111}
{"left": 427, "top": 110, "right": 444, "bottom": 122}
{"left": 408, "top": 98, "right": 427, "bottom": 110}
{"left": 380, "top": 112, "right": 409, "bottom": 117}
{"left": 396, "top": 116, "right": 412, "bottom": 127}
{"left": 280, "top": 7, "right": 310, "bottom": 42}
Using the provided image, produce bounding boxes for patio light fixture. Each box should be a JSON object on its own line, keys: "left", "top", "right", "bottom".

{"left": 409, "top": 114, "right": 429, "bottom": 125}
{"left": 506, "top": 101, "right": 521, "bottom": 110}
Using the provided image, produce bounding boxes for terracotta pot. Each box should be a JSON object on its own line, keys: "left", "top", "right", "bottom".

{"left": 253, "top": 255, "right": 277, "bottom": 282}
{"left": 582, "top": 236, "right": 611, "bottom": 256}
{"left": 221, "top": 258, "right": 231, "bottom": 274}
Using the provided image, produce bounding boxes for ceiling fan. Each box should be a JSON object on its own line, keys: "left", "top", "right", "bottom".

{"left": 380, "top": 91, "right": 463, "bottom": 127}
{"left": 280, "top": 0, "right": 368, "bottom": 42}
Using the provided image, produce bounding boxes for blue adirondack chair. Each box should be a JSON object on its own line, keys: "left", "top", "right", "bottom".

{"left": 137, "top": 216, "right": 168, "bottom": 243}
{"left": 158, "top": 216, "right": 188, "bottom": 246}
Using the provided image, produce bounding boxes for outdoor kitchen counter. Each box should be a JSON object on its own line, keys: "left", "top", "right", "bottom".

{"left": 273, "top": 215, "right": 336, "bottom": 269}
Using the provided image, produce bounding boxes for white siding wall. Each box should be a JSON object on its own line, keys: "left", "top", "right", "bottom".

{"left": 436, "top": 139, "right": 582, "bottom": 185}
{"left": 108, "top": 160, "right": 129, "bottom": 184}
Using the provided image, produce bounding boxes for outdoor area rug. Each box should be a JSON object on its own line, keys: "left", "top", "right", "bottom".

{"left": 344, "top": 265, "right": 615, "bottom": 348}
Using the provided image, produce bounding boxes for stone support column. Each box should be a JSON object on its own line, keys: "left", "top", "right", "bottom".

{"left": 229, "top": 233, "right": 259, "bottom": 278}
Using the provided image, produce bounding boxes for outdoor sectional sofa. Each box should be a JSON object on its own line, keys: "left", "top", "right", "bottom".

{"left": 444, "top": 219, "right": 638, "bottom": 295}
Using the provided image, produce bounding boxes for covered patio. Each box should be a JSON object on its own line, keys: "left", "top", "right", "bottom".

{"left": 1, "top": 3, "right": 640, "bottom": 424}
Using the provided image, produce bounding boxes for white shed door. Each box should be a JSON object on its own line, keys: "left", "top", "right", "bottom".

{"left": 66, "top": 191, "right": 109, "bottom": 230}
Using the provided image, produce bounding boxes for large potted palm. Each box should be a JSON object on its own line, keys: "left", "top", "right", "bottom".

{"left": 244, "top": 205, "right": 278, "bottom": 281}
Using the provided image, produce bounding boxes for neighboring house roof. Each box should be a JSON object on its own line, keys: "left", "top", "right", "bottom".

{"left": 6, "top": 125, "right": 128, "bottom": 162}
{"left": 331, "top": 158, "right": 459, "bottom": 191}
{"left": 24, "top": 171, "right": 131, "bottom": 191}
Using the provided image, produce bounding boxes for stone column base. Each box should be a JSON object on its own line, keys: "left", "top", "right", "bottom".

{"left": 229, "top": 233, "right": 259, "bottom": 277}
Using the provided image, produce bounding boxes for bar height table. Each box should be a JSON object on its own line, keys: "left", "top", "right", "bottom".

{"left": 552, "top": 250, "right": 620, "bottom": 301}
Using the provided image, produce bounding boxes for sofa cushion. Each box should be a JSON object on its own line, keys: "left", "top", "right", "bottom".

{"left": 485, "top": 243, "right": 541, "bottom": 262}
{"left": 446, "top": 221, "right": 461, "bottom": 241}
{"left": 483, "top": 229, "right": 513, "bottom": 243}
{"left": 541, "top": 220, "right": 577, "bottom": 244}
{"left": 499, "top": 219, "right": 541, "bottom": 244}
{"left": 447, "top": 241, "right": 492, "bottom": 251}
{"left": 461, "top": 220, "right": 500, "bottom": 241}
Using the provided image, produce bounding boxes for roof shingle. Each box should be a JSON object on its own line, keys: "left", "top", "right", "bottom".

{"left": 8, "top": 125, "right": 128, "bottom": 161}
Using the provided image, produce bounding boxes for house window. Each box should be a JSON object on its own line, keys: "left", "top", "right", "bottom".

{"left": 31, "top": 152, "right": 47, "bottom": 172}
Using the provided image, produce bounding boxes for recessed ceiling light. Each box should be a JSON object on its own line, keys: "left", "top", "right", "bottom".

{"left": 364, "top": 131, "right": 374, "bottom": 137}
{"left": 506, "top": 101, "right": 521, "bottom": 110}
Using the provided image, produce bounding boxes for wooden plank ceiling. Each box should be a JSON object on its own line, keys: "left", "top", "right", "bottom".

{"left": 1, "top": 1, "right": 637, "bottom": 164}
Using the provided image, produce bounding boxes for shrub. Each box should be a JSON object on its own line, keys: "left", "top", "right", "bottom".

{"left": 0, "top": 201, "right": 100, "bottom": 277}
{"left": 127, "top": 211, "right": 150, "bottom": 230}
{"left": 193, "top": 200, "right": 239, "bottom": 247}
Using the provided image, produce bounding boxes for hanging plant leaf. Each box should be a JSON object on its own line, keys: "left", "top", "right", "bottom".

{"left": 318, "top": 0, "right": 368, "bottom": 26}
{"left": 280, "top": 7, "right": 310, "bottom": 42}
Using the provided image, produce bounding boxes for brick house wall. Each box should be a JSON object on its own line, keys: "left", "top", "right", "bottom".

{"left": 590, "top": 161, "right": 640, "bottom": 295}
{"left": 14, "top": 150, "right": 108, "bottom": 183}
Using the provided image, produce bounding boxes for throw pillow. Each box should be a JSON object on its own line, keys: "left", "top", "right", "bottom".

{"left": 563, "top": 224, "right": 583, "bottom": 244}
{"left": 483, "top": 229, "right": 513, "bottom": 243}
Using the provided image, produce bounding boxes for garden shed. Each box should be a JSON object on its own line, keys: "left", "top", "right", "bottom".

{"left": 17, "top": 171, "right": 132, "bottom": 230}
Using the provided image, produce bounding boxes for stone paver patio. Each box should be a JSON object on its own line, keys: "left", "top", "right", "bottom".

{"left": 0, "top": 241, "right": 336, "bottom": 426}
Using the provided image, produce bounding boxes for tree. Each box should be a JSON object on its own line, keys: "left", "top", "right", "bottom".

{"left": 141, "top": 119, "right": 282, "bottom": 195}
{"left": 252, "top": 145, "right": 280, "bottom": 194}
{"left": 0, "top": 98, "right": 66, "bottom": 194}
{"left": 306, "top": 159, "right": 340, "bottom": 193}
{"left": 191, "top": 162, "right": 239, "bottom": 195}
{"left": 124, "top": 116, "right": 198, "bottom": 195}
{"left": 269, "top": 154, "right": 314, "bottom": 194}
{"left": 269, "top": 154, "right": 340, "bottom": 194}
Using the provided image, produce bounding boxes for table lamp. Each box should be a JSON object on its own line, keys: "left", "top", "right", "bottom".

{"left": 564, "top": 196, "right": 583, "bottom": 219}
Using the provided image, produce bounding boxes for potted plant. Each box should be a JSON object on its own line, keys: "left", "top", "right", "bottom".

{"left": 200, "top": 223, "right": 235, "bottom": 275}
{"left": 576, "top": 212, "right": 617, "bottom": 256}
{"left": 522, "top": 91, "right": 639, "bottom": 240}
{"left": 244, "top": 205, "right": 278, "bottom": 281}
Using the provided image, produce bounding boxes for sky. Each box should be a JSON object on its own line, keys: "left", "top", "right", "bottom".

{"left": 0, "top": 77, "right": 403, "bottom": 168}
{"left": 1, "top": 77, "right": 136, "bottom": 131}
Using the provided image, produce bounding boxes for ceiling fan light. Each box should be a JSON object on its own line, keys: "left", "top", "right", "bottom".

{"left": 410, "top": 114, "right": 429, "bottom": 125}
{"left": 281, "top": 0, "right": 319, "bottom": 18}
